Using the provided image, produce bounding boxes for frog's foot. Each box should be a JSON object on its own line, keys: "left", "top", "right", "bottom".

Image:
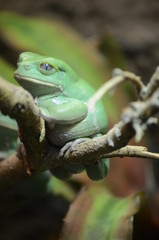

{"left": 50, "top": 166, "right": 72, "bottom": 180}
{"left": 85, "top": 158, "right": 109, "bottom": 181}
{"left": 65, "top": 163, "right": 85, "bottom": 174}
{"left": 59, "top": 138, "right": 90, "bottom": 157}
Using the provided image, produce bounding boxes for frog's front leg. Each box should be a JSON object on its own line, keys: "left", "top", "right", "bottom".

{"left": 38, "top": 96, "right": 88, "bottom": 127}
{"left": 51, "top": 135, "right": 109, "bottom": 181}
{"left": 56, "top": 138, "right": 89, "bottom": 177}
{"left": 59, "top": 134, "right": 109, "bottom": 181}
{"left": 40, "top": 107, "right": 56, "bottom": 128}
{"left": 59, "top": 138, "right": 90, "bottom": 157}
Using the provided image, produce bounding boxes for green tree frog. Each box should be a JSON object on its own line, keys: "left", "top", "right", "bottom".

{"left": 14, "top": 52, "right": 109, "bottom": 180}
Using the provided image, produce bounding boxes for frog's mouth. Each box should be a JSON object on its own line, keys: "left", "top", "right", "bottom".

{"left": 14, "top": 74, "right": 62, "bottom": 96}
{"left": 14, "top": 74, "right": 58, "bottom": 88}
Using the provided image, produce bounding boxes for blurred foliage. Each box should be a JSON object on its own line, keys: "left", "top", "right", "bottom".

{"left": 98, "top": 33, "right": 127, "bottom": 71}
{"left": 98, "top": 33, "right": 137, "bottom": 100}
{"left": 61, "top": 186, "right": 138, "bottom": 240}
{"left": 0, "top": 11, "right": 137, "bottom": 239}
{"left": 0, "top": 56, "right": 16, "bottom": 84}
{"left": 47, "top": 176, "right": 76, "bottom": 201}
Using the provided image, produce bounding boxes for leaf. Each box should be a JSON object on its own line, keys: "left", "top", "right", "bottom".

{"left": 98, "top": 33, "right": 136, "bottom": 100}
{"left": 60, "top": 186, "right": 139, "bottom": 240}
{"left": 98, "top": 33, "right": 127, "bottom": 71}
{"left": 47, "top": 176, "right": 76, "bottom": 201}
{"left": 0, "top": 57, "right": 17, "bottom": 84}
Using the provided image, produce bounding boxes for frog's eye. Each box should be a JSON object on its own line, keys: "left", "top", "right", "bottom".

{"left": 40, "top": 63, "right": 54, "bottom": 71}
{"left": 39, "top": 62, "right": 57, "bottom": 75}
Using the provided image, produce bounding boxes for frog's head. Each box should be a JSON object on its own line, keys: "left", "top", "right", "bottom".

{"left": 14, "top": 52, "right": 79, "bottom": 97}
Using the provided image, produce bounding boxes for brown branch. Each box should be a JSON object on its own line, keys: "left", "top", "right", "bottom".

{"left": 0, "top": 68, "right": 159, "bottom": 191}
{"left": 141, "top": 66, "right": 159, "bottom": 100}
{"left": 104, "top": 145, "right": 159, "bottom": 160}
{"left": 0, "top": 77, "right": 51, "bottom": 190}
{"left": 0, "top": 77, "right": 50, "bottom": 159}
{"left": 0, "top": 153, "right": 28, "bottom": 191}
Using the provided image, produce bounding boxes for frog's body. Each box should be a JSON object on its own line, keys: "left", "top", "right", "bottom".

{"left": 13, "top": 52, "right": 109, "bottom": 180}
{"left": 37, "top": 80, "right": 107, "bottom": 147}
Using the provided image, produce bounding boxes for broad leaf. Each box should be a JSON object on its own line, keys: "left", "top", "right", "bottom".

{"left": 61, "top": 186, "right": 138, "bottom": 240}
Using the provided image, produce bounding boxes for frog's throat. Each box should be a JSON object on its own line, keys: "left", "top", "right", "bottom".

{"left": 14, "top": 74, "right": 59, "bottom": 88}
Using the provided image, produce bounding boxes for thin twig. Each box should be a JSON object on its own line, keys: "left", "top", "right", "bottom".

{"left": 140, "top": 66, "right": 159, "bottom": 100}
{"left": 104, "top": 145, "right": 159, "bottom": 160}
{"left": 87, "top": 70, "right": 145, "bottom": 108}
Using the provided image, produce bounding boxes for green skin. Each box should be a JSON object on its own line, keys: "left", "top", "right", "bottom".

{"left": 13, "top": 52, "right": 109, "bottom": 180}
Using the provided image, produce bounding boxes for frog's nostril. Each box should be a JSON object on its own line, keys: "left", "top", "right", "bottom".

{"left": 25, "top": 64, "right": 30, "bottom": 70}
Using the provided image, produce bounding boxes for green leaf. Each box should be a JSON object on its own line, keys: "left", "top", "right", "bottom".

{"left": 61, "top": 186, "right": 138, "bottom": 240}
{"left": 0, "top": 57, "right": 17, "bottom": 84}
{"left": 47, "top": 176, "right": 76, "bottom": 201}
{"left": 98, "top": 33, "right": 127, "bottom": 71}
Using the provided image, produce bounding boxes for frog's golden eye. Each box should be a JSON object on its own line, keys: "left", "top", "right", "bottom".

{"left": 40, "top": 63, "right": 54, "bottom": 71}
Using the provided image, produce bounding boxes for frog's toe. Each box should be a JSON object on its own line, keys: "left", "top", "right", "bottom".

{"left": 59, "top": 141, "right": 73, "bottom": 157}
{"left": 69, "top": 138, "right": 90, "bottom": 152}
{"left": 59, "top": 138, "right": 90, "bottom": 157}
{"left": 59, "top": 138, "right": 90, "bottom": 173}
{"left": 85, "top": 158, "right": 109, "bottom": 181}
{"left": 50, "top": 167, "right": 72, "bottom": 180}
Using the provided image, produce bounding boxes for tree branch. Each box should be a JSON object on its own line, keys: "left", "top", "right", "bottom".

{"left": 104, "top": 145, "right": 159, "bottom": 160}
{"left": 87, "top": 69, "right": 145, "bottom": 108}
{"left": 0, "top": 77, "right": 51, "bottom": 190}
{"left": 0, "top": 77, "right": 48, "bottom": 155}
{"left": 0, "top": 67, "right": 159, "bottom": 191}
